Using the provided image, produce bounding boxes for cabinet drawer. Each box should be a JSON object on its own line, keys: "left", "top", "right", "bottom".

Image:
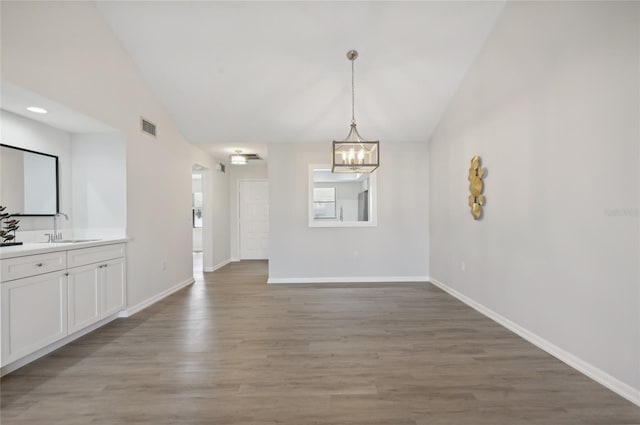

{"left": 67, "top": 244, "right": 126, "bottom": 268}
{"left": 1, "top": 251, "right": 67, "bottom": 282}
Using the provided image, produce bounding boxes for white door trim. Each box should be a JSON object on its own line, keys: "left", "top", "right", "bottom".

{"left": 237, "top": 179, "right": 268, "bottom": 260}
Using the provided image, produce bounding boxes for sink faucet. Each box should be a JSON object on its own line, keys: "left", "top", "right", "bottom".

{"left": 50, "top": 212, "right": 69, "bottom": 242}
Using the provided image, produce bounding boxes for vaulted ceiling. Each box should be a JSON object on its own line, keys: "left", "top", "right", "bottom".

{"left": 96, "top": 1, "right": 504, "bottom": 159}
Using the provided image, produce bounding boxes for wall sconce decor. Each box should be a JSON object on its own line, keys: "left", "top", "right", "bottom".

{"left": 332, "top": 50, "right": 379, "bottom": 174}
{"left": 468, "top": 156, "right": 486, "bottom": 220}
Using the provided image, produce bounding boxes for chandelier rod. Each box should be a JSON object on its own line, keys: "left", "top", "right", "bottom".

{"left": 351, "top": 57, "right": 355, "bottom": 124}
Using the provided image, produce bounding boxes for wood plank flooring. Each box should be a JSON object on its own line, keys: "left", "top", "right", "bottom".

{"left": 2, "top": 260, "right": 639, "bottom": 424}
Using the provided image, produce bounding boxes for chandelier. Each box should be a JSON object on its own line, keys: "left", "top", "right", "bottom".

{"left": 332, "top": 50, "right": 379, "bottom": 174}
{"left": 230, "top": 150, "right": 248, "bottom": 165}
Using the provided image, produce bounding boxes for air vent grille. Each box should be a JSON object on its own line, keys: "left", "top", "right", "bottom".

{"left": 245, "top": 154, "right": 262, "bottom": 161}
{"left": 141, "top": 118, "right": 157, "bottom": 137}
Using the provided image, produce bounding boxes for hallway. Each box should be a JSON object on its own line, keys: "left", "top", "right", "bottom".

{"left": 1, "top": 261, "right": 639, "bottom": 424}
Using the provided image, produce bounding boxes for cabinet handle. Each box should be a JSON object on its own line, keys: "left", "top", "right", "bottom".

{"left": 64, "top": 272, "right": 69, "bottom": 276}
{"left": 35, "top": 263, "right": 44, "bottom": 267}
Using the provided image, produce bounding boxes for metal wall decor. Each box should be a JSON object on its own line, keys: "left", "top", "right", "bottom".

{"left": 468, "top": 156, "right": 486, "bottom": 220}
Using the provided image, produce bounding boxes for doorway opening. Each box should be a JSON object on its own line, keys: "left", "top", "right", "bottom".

{"left": 192, "top": 165, "right": 206, "bottom": 277}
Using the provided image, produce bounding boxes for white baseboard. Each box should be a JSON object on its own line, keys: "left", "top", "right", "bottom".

{"left": 204, "top": 258, "right": 231, "bottom": 272}
{"left": 120, "top": 277, "right": 195, "bottom": 318}
{"left": 230, "top": 257, "right": 240, "bottom": 262}
{"left": 267, "top": 276, "right": 429, "bottom": 284}
{"left": 1, "top": 312, "right": 120, "bottom": 377}
{"left": 428, "top": 277, "right": 640, "bottom": 407}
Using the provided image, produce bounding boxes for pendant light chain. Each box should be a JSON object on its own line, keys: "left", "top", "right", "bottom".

{"left": 351, "top": 58, "right": 356, "bottom": 124}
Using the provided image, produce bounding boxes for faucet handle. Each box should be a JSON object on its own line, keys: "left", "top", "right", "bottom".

{"left": 44, "top": 233, "right": 52, "bottom": 243}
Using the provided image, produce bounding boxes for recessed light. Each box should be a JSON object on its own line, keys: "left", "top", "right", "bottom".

{"left": 26, "top": 106, "right": 48, "bottom": 114}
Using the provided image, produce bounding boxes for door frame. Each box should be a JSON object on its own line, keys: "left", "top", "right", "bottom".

{"left": 237, "top": 178, "right": 268, "bottom": 260}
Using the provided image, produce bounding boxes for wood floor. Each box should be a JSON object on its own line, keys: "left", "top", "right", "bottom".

{"left": 1, "top": 260, "right": 639, "bottom": 424}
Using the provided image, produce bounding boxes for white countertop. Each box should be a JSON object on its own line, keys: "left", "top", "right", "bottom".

{"left": 0, "top": 238, "right": 128, "bottom": 260}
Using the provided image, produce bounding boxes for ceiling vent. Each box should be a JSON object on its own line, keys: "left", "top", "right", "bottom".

{"left": 141, "top": 117, "right": 157, "bottom": 137}
{"left": 244, "top": 154, "right": 262, "bottom": 161}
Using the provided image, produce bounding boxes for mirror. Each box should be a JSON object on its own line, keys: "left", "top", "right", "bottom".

{"left": 0, "top": 144, "right": 59, "bottom": 216}
{"left": 308, "top": 164, "right": 377, "bottom": 227}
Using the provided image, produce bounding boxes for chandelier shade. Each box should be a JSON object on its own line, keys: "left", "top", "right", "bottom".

{"left": 332, "top": 124, "right": 379, "bottom": 173}
{"left": 230, "top": 155, "right": 247, "bottom": 165}
{"left": 230, "top": 149, "right": 248, "bottom": 165}
{"left": 332, "top": 50, "right": 379, "bottom": 174}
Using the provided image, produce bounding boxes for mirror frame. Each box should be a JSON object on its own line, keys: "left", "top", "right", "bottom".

{"left": 308, "top": 164, "right": 377, "bottom": 228}
{"left": 0, "top": 143, "right": 60, "bottom": 216}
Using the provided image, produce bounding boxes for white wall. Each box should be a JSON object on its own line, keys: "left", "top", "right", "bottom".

{"left": 208, "top": 166, "right": 231, "bottom": 269}
{"left": 2, "top": 1, "right": 223, "bottom": 310}
{"left": 429, "top": 1, "right": 639, "bottom": 399}
{"left": 0, "top": 110, "right": 72, "bottom": 239}
{"left": 268, "top": 142, "right": 429, "bottom": 282}
{"left": 71, "top": 132, "right": 126, "bottom": 238}
{"left": 228, "top": 163, "right": 268, "bottom": 260}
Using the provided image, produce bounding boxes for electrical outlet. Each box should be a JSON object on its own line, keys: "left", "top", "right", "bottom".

{"left": 461, "top": 261, "right": 466, "bottom": 272}
{"left": 161, "top": 261, "right": 166, "bottom": 271}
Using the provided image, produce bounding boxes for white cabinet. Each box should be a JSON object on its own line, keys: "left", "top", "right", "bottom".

{"left": 67, "top": 263, "right": 101, "bottom": 334}
{"left": 67, "top": 244, "right": 125, "bottom": 269}
{"left": 1, "top": 251, "right": 66, "bottom": 282}
{"left": 102, "top": 257, "right": 125, "bottom": 317}
{"left": 0, "top": 242, "right": 126, "bottom": 369}
{"left": 1, "top": 271, "right": 68, "bottom": 364}
{"left": 67, "top": 244, "right": 126, "bottom": 331}
{"left": 67, "top": 256, "right": 126, "bottom": 333}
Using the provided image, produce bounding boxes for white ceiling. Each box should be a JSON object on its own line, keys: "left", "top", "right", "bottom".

{"left": 97, "top": 2, "right": 504, "bottom": 160}
{"left": 1, "top": 81, "right": 115, "bottom": 133}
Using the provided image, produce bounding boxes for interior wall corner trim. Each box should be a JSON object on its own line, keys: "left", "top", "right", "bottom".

{"left": 205, "top": 258, "right": 232, "bottom": 273}
{"left": 120, "top": 277, "right": 195, "bottom": 318}
{"left": 267, "top": 276, "right": 429, "bottom": 284}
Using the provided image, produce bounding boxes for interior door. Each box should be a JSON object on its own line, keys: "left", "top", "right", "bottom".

{"left": 239, "top": 180, "right": 269, "bottom": 259}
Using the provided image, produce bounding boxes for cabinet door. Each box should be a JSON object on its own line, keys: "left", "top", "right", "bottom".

{"left": 68, "top": 264, "right": 100, "bottom": 334}
{"left": 102, "top": 258, "right": 126, "bottom": 317}
{"left": 1, "top": 271, "right": 67, "bottom": 365}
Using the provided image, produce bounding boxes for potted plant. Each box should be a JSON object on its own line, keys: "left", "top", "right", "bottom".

{"left": 0, "top": 206, "right": 22, "bottom": 246}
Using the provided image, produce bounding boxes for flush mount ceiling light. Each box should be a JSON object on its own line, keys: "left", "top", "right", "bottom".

{"left": 26, "top": 106, "right": 48, "bottom": 114}
{"left": 332, "top": 50, "right": 379, "bottom": 174}
{"left": 230, "top": 150, "right": 248, "bottom": 165}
